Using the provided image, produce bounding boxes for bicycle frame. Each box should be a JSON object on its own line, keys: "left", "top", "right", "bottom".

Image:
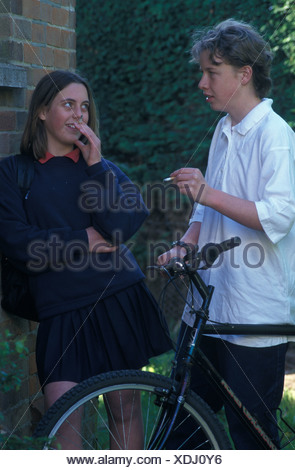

{"left": 149, "top": 241, "right": 295, "bottom": 450}
{"left": 172, "top": 267, "right": 295, "bottom": 450}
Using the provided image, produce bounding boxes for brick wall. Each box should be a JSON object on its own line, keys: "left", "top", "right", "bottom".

{"left": 0, "top": 0, "right": 76, "bottom": 439}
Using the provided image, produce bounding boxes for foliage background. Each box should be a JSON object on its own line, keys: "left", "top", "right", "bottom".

{"left": 76, "top": 0, "right": 295, "bottom": 267}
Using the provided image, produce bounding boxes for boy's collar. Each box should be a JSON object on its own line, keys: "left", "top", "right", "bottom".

{"left": 224, "top": 99, "right": 273, "bottom": 136}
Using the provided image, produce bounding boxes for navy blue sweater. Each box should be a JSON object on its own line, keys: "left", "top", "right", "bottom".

{"left": 0, "top": 154, "right": 148, "bottom": 319}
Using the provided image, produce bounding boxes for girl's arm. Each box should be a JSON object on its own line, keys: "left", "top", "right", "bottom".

{"left": 81, "top": 159, "right": 149, "bottom": 244}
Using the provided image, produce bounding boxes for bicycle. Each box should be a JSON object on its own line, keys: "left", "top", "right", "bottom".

{"left": 34, "top": 237, "right": 295, "bottom": 450}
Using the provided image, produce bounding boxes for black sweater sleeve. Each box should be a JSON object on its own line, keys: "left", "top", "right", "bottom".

{"left": 82, "top": 159, "right": 149, "bottom": 244}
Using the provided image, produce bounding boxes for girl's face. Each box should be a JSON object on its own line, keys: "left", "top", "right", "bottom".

{"left": 39, "top": 83, "right": 90, "bottom": 155}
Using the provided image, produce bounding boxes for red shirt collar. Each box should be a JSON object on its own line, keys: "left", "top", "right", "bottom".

{"left": 40, "top": 148, "right": 80, "bottom": 164}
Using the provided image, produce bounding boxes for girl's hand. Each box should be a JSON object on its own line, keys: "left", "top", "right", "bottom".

{"left": 74, "top": 122, "right": 102, "bottom": 166}
{"left": 170, "top": 168, "right": 210, "bottom": 204}
{"left": 86, "top": 227, "right": 117, "bottom": 253}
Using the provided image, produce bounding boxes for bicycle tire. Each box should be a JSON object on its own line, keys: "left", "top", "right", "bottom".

{"left": 34, "top": 369, "right": 232, "bottom": 450}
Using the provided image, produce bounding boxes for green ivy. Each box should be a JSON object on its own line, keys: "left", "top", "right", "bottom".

{"left": 0, "top": 330, "right": 27, "bottom": 394}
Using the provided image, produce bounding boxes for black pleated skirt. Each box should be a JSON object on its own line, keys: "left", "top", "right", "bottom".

{"left": 36, "top": 281, "right": 172, "bottom": 389}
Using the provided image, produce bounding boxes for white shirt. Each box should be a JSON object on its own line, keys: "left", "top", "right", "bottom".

{"left": 183, "top": 99, "right": 295, "bottom": 346}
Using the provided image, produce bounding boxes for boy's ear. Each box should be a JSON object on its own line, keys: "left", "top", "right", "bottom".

{"left": 240, "top": 66, "right": 253, "bottom": 85}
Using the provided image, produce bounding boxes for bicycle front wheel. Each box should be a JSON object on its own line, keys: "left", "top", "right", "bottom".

{"left": 34, "top": 370, "right": 231, "bottom": 450}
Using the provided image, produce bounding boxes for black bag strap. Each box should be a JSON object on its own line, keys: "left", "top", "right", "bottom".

{"left": 15, "top": 154, "right": 35, "bottom": 198}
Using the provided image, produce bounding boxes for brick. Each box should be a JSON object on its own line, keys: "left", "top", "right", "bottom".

{"left": 41, "top": 45, "right": 54, "bottom": 67}
{"left": 0, "top": 111, "right": 16, "bottom": 131}
{"left": 32, "top": 22, "right": 45, "bottom": 44}
{"left": 0, "top": 40, "right": 12, "bottom": 60}
{"left": 2, "top": 316, "right": 30, "bottom": 336}
{"left": 0, "top": 133, "right": 11, "bottom": 157}
{"left": 29, "top": 352, "right": 37, "bottom": 374}
{"left": 0, "top": 314, "right": 11, "bottom": 329}
{"left": 0, "top": 0, "right": 22, "bottom": 15}
{"left": 52, "top": 6, "right": 69, "bottom": 27}
{"left": 1, "top": 88, "right": 26, "bottom": 108}
{"left": 0, "top": 40, "right": 23, "bottom": 61}
{"left": 25, "top": 331, "right": 38, "bottom": 352}
{"left": 54, "top": 48, "right": 70, "bottom": 69}
{"left": 14, "top": 18, "right": 32, "bottom": 41}
{"left": 27, "top": 67, "right": 46, "bottom": 88}
{"left": 25, "top": 88, "right": 34, "bottom": 107}
{"left": 23, "top": 42, "right": 42, "bottom": 66}
{"left": 0, "top": 64, "right": 27, "bottom": 88}
{"left": 0, "top": 15, "right": 13, "bottom": 37}
{"left": 40, "top": 2, "right": 52, "bottom": 24}
{"left": 22, "top": 0, "right": 41, "bottom": 21}
{"left": 29, "top": 373, "right": 40, "bottom": 396}
{"left": 60, "top": 29, "right": 75, "bottom": 49}
{"left": 68, "top": 9, "right": 76, "bottom": 29}
{"left": 46, "top": 25, "right": 61, "bottom": 47}
{"left": 16, "top": 110, "right": 27, "bottom": 131}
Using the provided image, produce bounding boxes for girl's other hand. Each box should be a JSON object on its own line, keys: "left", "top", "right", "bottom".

{"left": 86, "top": 227, "right": 117, "bottom": 253}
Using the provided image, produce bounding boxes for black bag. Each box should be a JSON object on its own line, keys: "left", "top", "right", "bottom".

{"left": 1, "top": 155, "right": 38, "bottom": 322}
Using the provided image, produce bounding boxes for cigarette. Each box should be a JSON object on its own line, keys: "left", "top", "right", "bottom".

{"left": 163, "top": 176, "right": 175, "bottom": 182}
{"left": 78, "top": 115, "right": 83, "bottom": 123}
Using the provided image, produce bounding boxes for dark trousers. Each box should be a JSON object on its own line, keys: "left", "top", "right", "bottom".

{"left": 170, "top": 322, "right": 288, "bottom": 450}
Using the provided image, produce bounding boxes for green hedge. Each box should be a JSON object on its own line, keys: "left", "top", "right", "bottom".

{"left": 76, "top": 0, "right": 295, "bottom": 265}
{"left": 76, "top": 0, "right": 294, "bottom": 183}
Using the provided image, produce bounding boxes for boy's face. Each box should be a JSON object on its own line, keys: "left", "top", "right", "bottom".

{"left": 198, "top": 49, "right": 244, "bottom": 116}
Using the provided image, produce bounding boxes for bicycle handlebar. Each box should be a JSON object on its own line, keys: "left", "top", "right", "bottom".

{"left": 200, "top": 236, "right": 241, "bottom": 269}
{"left": 148, "top": 236, "right": 241, "bottom": 276}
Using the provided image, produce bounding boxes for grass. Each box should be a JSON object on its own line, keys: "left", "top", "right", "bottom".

{"left": 279, "top": 388, "right": 295, "bottom": 449}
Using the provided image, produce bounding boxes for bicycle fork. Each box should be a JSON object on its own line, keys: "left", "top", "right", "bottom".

{"left": 148, "top": 286, "right": 215, "bottom": 450}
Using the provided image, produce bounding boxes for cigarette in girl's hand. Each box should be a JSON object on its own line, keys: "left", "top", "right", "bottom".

{"left": 163, "top": 176, "right": 175, "bottom": 182}
{"left": 78, "top": 115, "right": 83, "bottom": 123}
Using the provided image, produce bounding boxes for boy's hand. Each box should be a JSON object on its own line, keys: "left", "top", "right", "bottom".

{"left": 170, "top": 168, "right": 209, "bottom": 204}
{"left": 157, "top": 246, "right": 187, "bottom": 266}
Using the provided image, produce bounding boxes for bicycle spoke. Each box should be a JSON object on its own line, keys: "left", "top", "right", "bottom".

{"left": 34, "top": 371, "right": 231, "bottom": 450}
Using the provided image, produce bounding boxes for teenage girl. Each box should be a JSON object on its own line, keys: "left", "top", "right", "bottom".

{"left": 0, "top": 70, "right": 172, "bottom": 449}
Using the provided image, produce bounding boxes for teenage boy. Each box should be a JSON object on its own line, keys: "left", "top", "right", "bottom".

{"left": 158, "top": 19, "right": 295, "bottom": 449}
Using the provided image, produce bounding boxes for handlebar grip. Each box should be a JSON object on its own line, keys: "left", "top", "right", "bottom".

{"left": 218, "top": 236, "right": 241, "bottom": 253}
{"left": 201, "top": 237, "right": 241, "bottom": 267}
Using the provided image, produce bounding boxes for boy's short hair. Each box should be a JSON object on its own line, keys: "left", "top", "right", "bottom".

{"left": 191, "top": 19, "right": 273, "bottom": 98}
